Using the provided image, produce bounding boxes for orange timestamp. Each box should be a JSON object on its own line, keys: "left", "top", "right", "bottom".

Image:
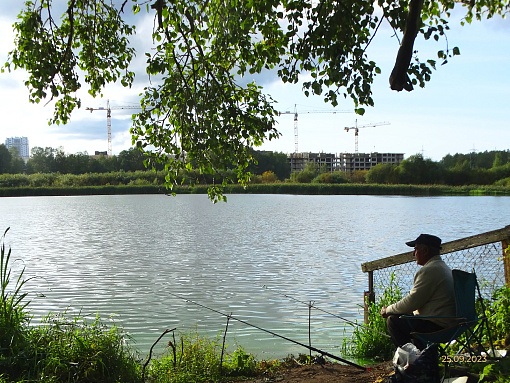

{"left": 440, "top": 354, "right": 487, "bottom": 363}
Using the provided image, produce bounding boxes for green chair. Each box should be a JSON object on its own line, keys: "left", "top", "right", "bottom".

{"left": 411, "top": 269, "right": 494, "bottom": 356}
{"left": 403, "top": 269, "right": 495, "bottom": 382}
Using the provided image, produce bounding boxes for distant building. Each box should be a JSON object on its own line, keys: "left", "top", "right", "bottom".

{"left": 288, "top": 152, "right": 404, "bottom": 173}
{"left": 5, "top": 136, "right": 30, "bottom": 161}
{"left": 338, "top": 152, "right": 404, "bottom": 172}
{"left": 288, "top": 152, "right": 337, "bottom": 173}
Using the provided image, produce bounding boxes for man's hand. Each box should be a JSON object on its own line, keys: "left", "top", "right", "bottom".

{"left": 380, "top": 306, "right": 388, "bottom": 318}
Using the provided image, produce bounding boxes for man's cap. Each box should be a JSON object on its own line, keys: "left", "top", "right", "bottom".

{"left": 405, "top": 234, "right": 442, "bottom": 249}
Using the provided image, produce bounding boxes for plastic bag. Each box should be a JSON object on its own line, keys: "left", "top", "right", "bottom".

{"left": 389, "top": 343, "right": 440, "bottom": 383}
{"left": 393, "top": 343, "right": 422, "bottom": 370}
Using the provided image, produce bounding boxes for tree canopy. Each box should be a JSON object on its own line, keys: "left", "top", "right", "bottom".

{"left": 3, "top": 0, "right": 508, "bottom": 200}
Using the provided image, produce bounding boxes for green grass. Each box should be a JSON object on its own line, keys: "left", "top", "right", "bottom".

{"left": 23, "top": 313, "right": 141, "bottom": 382}
{"left": 0, "top": 171, "right": 510, "bottom": 197}
{"left": 144, "top": 332, "right": 260, "bottom": 383}
{"left": 0, "top": 228, "right": 33, "bottom": 379}
{"left": 342, "top": 273, "right": 402, "bottom": 361}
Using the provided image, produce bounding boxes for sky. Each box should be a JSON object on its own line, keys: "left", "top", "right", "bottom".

{"left": 0, "top": 3, "right": 508, "bottom": 162}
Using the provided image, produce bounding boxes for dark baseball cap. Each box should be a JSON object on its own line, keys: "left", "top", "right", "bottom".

{"left": 406, "top": 234, "right": 442, "bottom": 249}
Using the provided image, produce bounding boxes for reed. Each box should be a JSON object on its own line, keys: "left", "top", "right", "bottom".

{"left": 0, "top": 228, "right": 32, "bottom": 379}
{"left": 219, "top": 183, "right": 510, "bottom": 196}
{"left": 142, "top": 330, "right": 263, "bottom": 383}
{"left": 24, "top": 313, "right": 141, "bottom": 383}
{"left": 342, "top": 273, "right": 402, "bottom": 361}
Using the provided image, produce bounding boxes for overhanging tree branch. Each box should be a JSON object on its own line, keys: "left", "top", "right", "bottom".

{"left": 389, "top": 0, "right": 424, "bottom": 91}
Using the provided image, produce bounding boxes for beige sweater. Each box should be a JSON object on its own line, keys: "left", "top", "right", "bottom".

{"left": 386, "top": 255, "right": 456, "bottom": 328}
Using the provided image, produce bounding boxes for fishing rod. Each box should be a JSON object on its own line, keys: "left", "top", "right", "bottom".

{"left": 168, "top": 292, "right": 367, "bottom": 371}
{"left": 262, "top": 285, "right": 391, "bottom": 338}
{"left": 263, "top": 285, "right": 362, "bottom": 328}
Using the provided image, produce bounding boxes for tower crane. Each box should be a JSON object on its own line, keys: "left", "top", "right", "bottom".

{"left": 279, "top": 104, "right": 351, "bottom": 153}
{"left": 86, "top": 99, "right": 140, "bottom": 156}
{"left": 278, "top": 104, "right": 299, "bottom": 153}
{"left": 344, "top": 119, "right": 390, "bottom": 153}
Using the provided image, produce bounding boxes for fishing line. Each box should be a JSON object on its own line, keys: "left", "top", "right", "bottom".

{"left": 262, "top": 285, "right": 391, "bottom": 338}
{"left": 168, "top": 291, "right": 366, "bottom": 371}
{"left": 262, "top": 285, "right": 362, "bottom": 328}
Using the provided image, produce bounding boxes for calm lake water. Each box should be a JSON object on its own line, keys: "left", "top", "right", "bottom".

{"left": 1, "top": 194, "right": 509, "bottom": 359}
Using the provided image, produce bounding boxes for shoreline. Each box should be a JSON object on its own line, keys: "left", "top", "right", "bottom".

{"left": 0, "top": 183, "right": 509, "bottom": 197}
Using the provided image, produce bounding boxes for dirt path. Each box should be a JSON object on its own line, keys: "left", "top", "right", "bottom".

{"left": 229, "top": 361, "right": 394, "bottom": 383}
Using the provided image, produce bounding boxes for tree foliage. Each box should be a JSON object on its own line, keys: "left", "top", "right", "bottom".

{"left": 398, "top": 153, "right": 444, "bottom": 184}
{"left": 0, "top": 145, "right": 14, "bottom": 174}
{"left": 366, "top": 163, "right": 401, "bottom": 184}
{"left": 0, "top": 145, "right": 25, "bottom": 174}
{"left": 364, "top": 150, "right": 510, "bottom": 185}
{"left": 3, "top": 0, "right": 509, "bottom": 200}
{"left": 249, "top": 150, "right": 291, "bottom": 180}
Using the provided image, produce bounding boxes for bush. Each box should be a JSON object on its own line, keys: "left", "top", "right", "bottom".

{"left": 343, "top": 273, "right": 402, "bottom": 360}
{"left": 0, "top": 174, "right": 30, "bottom": 187}
{"left": 487, "top": 285, "right": 510, "bottom": 346}
{"left": 260, "top": 171, "right": 279, "bottom": 183}
{"left": 312, "top": 171, "right": 349, "bottom": 184}
{"left": 290, "top": 170, "right": 315, "bottom": 183}
{"left": 494, "top": 177, "right": 510, "bottom": 187}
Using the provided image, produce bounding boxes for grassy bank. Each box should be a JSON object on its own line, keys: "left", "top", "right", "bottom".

{"left": 1, "top": 182, "right": 509, "bottom": 197}
{"left": 203, "top": 183, "right": 510, "bottom": 196}
{"left": 1, "top": 171, "right": 509, "bottom": 197}
{"left": 0, "top": 184, "right": 164, "bottom": 197}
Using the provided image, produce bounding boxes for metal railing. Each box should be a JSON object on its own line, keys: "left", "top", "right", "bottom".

{"left": 361, "top": 225, "right": 510, "bottom": 322}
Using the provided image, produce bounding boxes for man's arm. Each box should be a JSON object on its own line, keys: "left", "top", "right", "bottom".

{"left": 385, "top": 267, "right": 435, "bottom": 315}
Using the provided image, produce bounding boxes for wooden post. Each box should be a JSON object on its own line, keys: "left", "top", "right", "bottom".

{"left": 364, "top": 271, "right": 375, "bottom": 324}
{"left": 503, "top": 239, "right": 510, "bottom": 287}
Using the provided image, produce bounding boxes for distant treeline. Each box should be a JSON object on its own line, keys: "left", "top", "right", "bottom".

{"left": 0, "top": 145, "right": 292, "bottom": 181}
{"left": 290, "top": 150, "right": 510, "bottom": 187}
{"left": 1, "top": 145, "right": 510, "bottom": 191}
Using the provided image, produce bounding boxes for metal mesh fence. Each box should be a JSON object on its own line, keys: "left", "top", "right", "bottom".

{"left": 372, "top": 241, "right": 506, "bottom": 302}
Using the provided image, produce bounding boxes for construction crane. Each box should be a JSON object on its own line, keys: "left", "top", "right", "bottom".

{"left": 279, "top": 104, "right": 351, "bottom": 153}
{"left": 279, "top": 105, "right": 299, "bottom": 152}
{"left": 86, "top": 99, "right": 140, "bottom": 156}
{"left": 344, "top": 119, "right": 390, "bottom": 153}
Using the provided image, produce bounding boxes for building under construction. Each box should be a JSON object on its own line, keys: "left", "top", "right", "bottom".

{"left": 288, "top": 152, "right": 404, "bottom": 173}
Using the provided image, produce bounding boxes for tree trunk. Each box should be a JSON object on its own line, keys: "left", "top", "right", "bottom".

{"left": 389, "top": 0, "right": 424, "bottom": 91}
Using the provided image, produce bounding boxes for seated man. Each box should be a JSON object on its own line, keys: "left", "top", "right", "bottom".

{"left": 380, "top": 234, "right": 456, "bottom": 349}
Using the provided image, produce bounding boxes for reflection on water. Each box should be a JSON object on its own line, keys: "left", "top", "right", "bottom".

{"left": 1, "top": 194, "right": 508, "bottom": 358}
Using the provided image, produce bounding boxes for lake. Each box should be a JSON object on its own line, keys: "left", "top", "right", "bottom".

{"left": 1, "top": 194, "right": 508, "bottom": 359}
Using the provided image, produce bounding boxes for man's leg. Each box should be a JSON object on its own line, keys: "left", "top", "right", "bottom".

{"left": 387, "top": 315, "right": 443, "bottom": 348}
{"left": 387, "top": 314, "right": 414, "bottom": 347}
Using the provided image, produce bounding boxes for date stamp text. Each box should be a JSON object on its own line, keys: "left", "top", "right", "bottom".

{"left": 440, "top": 355, "right": 487, "bottom": 363}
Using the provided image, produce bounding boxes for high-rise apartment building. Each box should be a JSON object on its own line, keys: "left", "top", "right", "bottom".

{"left": 288, "top": 151, "right": 404, "bottom": 173}
{"left": 5, "top": 137, "right": 30, "bottom": 161}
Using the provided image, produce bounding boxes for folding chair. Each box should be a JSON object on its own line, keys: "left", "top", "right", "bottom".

{"left": 403, "top": 269, "right": 495, "bottom": 381}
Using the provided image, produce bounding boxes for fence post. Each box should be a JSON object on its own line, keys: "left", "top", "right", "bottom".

{"left": 364, "top": 270, "right": 375, "bottom": 324}
{"left": 503, "top": 239, "right": 509, "bottom": 286}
